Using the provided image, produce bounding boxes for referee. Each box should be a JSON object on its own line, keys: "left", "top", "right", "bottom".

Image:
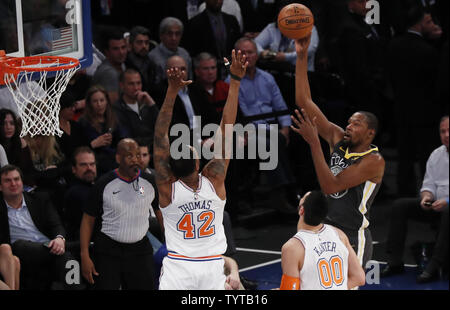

{"left": 80, "top": 138, "right": 159, "bottom": 290}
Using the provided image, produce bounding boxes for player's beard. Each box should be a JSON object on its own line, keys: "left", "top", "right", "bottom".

{"left": 341, "top": 139, "right": 353, "bottom": 149}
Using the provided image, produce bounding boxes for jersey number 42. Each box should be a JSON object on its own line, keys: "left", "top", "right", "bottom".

{"left": 177, "top": 211, "right": 215, "bottom": 239}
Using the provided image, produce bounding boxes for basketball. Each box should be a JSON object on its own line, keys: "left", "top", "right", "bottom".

{"left": 277, "top": 3, "right": 314, "bottom": 40}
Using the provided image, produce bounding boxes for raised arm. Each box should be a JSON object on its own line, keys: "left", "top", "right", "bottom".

{"left": 202, "top": 50, "right": 248, "bottom": 189}
{"left": 295, "top": 36, "right": 344, "bottom": 148}
{"left": 153, "top": 68, "right": 192, "bottom": 206}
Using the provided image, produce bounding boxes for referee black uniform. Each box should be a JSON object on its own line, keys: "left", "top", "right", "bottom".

{"left": 84, "top": 169, "right": 159, "bottom": 289}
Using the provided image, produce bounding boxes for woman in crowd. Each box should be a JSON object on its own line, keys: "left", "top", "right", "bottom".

{"left": 78, "top": 85, "right": 127, "bottom": 176}
{"left": 0, "top": 109, "right": 35, "bottom": 187}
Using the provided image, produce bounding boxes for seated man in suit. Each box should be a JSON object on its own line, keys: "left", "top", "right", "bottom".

{"left": 0, "top": 165, "right": 79, "bottom": 290}
{"left": 183, "top": 0, "right": 241, "bottom": 79}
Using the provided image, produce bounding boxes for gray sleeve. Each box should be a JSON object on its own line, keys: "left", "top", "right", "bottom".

{"left": 92, "top": 66, "right": 120, "bottom": 92}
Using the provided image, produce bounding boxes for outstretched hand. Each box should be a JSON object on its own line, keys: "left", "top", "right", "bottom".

{"left": 225, "top": 49, "right": 248, "bottom": 80}
{"left": 290, "top": 109, "right": 319, "bottom": 146}
{"left": 295, "top": 34, "right": 311, "bottom": 58}
{"left": 166, "top": 67, "right": 192, "bottom": 91}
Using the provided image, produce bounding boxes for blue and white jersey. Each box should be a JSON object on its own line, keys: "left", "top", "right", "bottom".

{"left": 161, "top": 174, "right": 227, "bottom": 259}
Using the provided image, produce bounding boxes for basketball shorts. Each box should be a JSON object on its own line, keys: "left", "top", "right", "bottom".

{"left": 158, "top": 253, "right": 226, "bottom": 290}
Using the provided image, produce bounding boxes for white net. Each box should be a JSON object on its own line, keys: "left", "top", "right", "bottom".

{"left": 2, "top": 58, "right": 80, "bottom": 137}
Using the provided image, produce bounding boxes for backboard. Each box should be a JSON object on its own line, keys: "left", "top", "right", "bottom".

{"left": 0, "top": 0, "right": 93, "bottom": 70}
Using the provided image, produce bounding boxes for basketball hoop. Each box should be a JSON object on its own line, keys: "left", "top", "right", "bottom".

{"left": 0, "top": 50, "right": 80, "bottom": 137}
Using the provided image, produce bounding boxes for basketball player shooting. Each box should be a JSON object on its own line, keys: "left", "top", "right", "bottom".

{"left": 153, "top": 49, "right": 248, "bottom": 290}
{"left": 291, "top": 35, "right": 385, "bottom": 268}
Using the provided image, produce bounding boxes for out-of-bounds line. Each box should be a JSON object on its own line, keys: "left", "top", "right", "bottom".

{"left": 236, "top": 247, "right": 282, "bottom": 255}
{"left": 239, "top": 258, "right": 282, "bottom": 272}
{"left": 372, "top": 260, "right": 418, "bottom": 268}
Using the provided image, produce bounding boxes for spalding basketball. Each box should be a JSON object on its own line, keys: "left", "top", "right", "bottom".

{"left": 277, "top": 3, "right": 314, "bottom": 39}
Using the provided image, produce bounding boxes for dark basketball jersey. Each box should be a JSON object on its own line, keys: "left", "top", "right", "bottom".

{"left": 326, "top": 141, "right": 381, "bottom": 232}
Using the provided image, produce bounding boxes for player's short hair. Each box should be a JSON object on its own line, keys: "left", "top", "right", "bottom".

{"left": 169, "top": 145, "right": 197, "bottom": 178}
{"left": 302, "top": 191, "right": 328, "bottom": 226}
{"left": 358, "top": 111, "right": 379, "bottom": 135}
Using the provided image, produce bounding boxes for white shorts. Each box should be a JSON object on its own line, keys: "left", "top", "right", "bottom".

{"left": 159, "top": 253, "right": 226, "bottom": 290}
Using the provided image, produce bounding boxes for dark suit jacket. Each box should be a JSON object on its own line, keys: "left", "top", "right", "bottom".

{"left": 387, "top": 32, "right": 440, "bottom": 122}
{"left": 172, "top": 85, "right": 217, "bottom": 138}
{"left": 183, "top": 10, "right": 241, "bottom": 59}
{"left": 0, "top": 191, "right": 66, "bottom": 245}
{"left": 113, "top": 97, "right": 160, "bottom": 148}
{"left": 237, "top": 0, "right": 278, "bottom": 33}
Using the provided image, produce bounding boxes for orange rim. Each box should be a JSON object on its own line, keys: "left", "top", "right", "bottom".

{"left": 0, "top": 55, "right": 80, "bottom": 74}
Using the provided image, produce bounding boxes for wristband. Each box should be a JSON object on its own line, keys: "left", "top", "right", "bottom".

{"left": 446, "top": 198, "right": 449, "bottom": 206}
{"left": 56, "top": 235, "right": 65, "bottom": 242}
{"left": 224, "top": 60, "right": 242, "bottom": 81}
{"left": 280, "top": 274, "right": 300, "bottom": 290}
{"left": 229, "top": 73, "right": 242, "bottom": 81}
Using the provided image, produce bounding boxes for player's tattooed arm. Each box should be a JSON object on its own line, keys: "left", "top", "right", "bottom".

{"left": 203, "top": 49, "right": 248, "bottom": 183}
{"left": 153, "top": 68, "right": 192, "bottom": 187}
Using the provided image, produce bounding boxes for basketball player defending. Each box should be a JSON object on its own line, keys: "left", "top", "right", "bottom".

{"left": 154, "top": 49, "right": 248, "bottom": 290}
{"left": 291, "top": 36, "right": 385, "bottom": 268}
{"left": 280, "top": 191, "right": 366, "bottom": 290}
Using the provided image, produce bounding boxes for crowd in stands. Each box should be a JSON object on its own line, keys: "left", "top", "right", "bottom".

{"left": 0, "top": 0, "right": 448, "bottom": 290}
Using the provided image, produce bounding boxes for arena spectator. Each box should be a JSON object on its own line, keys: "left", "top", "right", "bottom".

{"left": 183, "top": 0, "right": 241, "bottom": 79}
{"left": 198, "top": 0, "right": 244, "bottom": 32}
{"left": 382, "top": 116, "right": 449, "bottom": 284}
{"left": 387, "top": 5, "right": 442, "bottom": 196}
{"left": 0, "top": 165, "right": 79, "bottom": 290}
{"left": 191, "top": 52, "right": 230, "bottom": 123}
{"left": 56, "top": 91, "right": 87, "bottom": 166}
{"left": 0, "top": 109, "right": 35, "bottom": 187}
{"left": 63, "top": 147, "right": 97, "bottom": 244}
{"left": 334, "top": 0, "right": 389, "bottom": 118}
{"left": 149, "top": 17, "right": 193, "bottom": 93}
{"left": 236, "top": 0, "right": 278, "bottom": 38}
{"left": 92, "top": 29, "right": 128, "bottom": 104}
{"left": 24, "top": 135, "right": 69, "bottom": 215}
{"left": 255, "top": 0, "right": 319, "bottom": 72}
{"left": 78, "top": 86, "right": 127, "bottom": 177}
{"left": 114, "top": 69, "right": 160, "bottom": 148}
{"left": 125, "top": 26, "right": 156, "bottom": 92}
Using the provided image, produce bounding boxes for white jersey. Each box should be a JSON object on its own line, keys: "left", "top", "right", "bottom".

{"left": 161, "top": 174, "right": 227, "bottom": 258}
{"left": 294, "top": 224, "right": 349, "bottom": 290}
